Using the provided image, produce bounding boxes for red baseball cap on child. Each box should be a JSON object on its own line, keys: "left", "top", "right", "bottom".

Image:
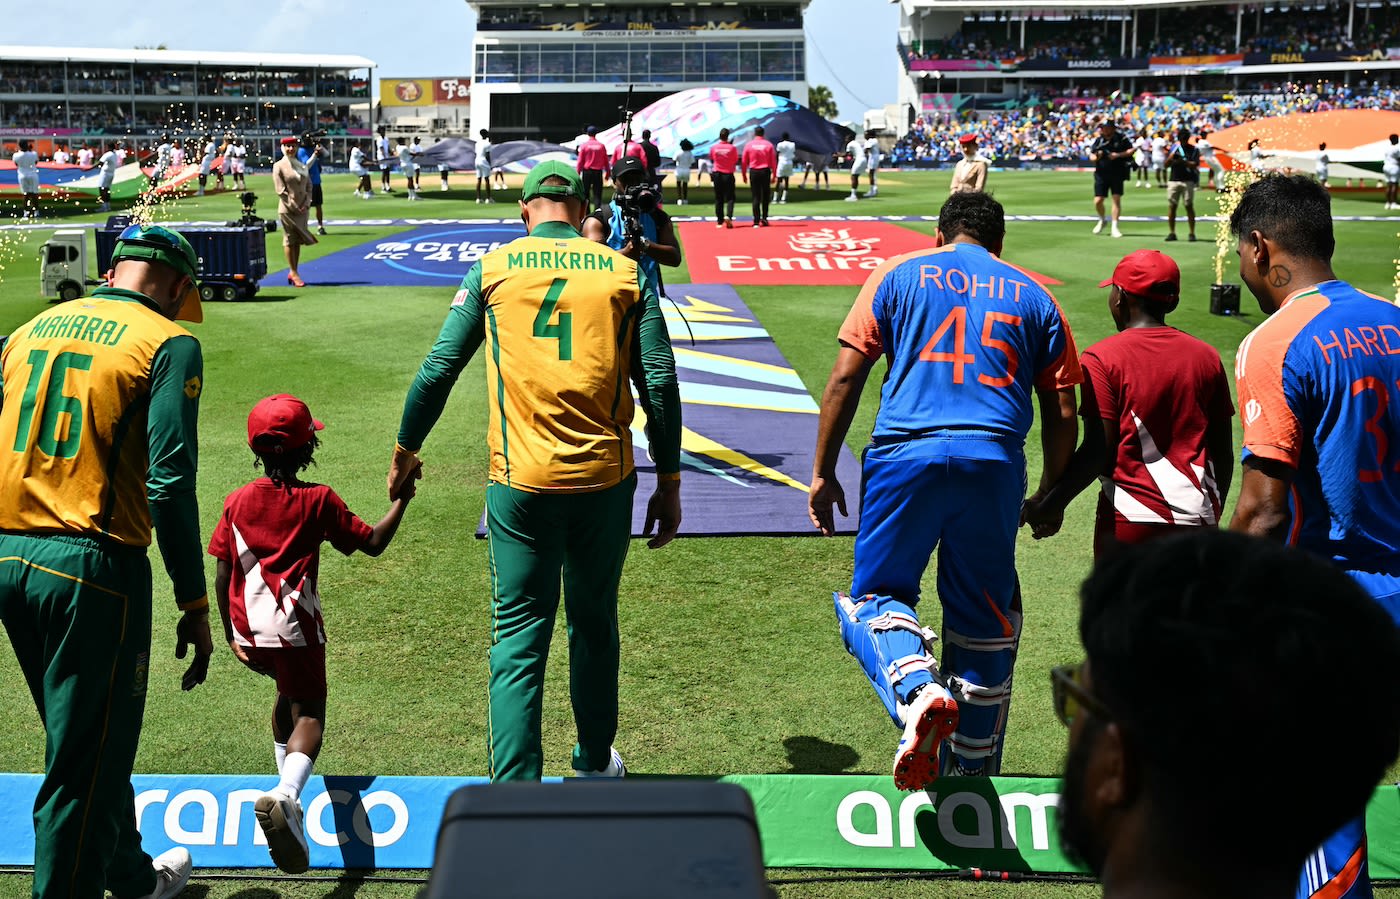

{"left": 1099, "top": 250, "right": 1181, "bottom": 303}
{"left": 248, "top": 394, "right": 324, "bottom": 452}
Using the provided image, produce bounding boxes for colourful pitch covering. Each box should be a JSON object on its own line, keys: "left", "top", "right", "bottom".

{"left": 476, "top": 283, "right": 863, "bottom": 538}
{"left": 268, "top": 223, "right": 527, "bottom": 286}
{"left": 0, "top": 160, "right": 149, "bottom": 200}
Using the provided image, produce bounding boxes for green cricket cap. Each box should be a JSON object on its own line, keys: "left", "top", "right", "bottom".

{"left": 521, "top": 160, "right": 585, "bottom": 203}
{"left": 111, "top": 223, "right": 203, "bottom": 323}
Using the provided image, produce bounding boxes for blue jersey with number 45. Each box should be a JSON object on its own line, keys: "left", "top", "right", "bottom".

{"left": 1237, "top": 279, "right": 1400, "bottom": 570}
{"left": 839, "top": 243, "right": 1082, "bottom": 442}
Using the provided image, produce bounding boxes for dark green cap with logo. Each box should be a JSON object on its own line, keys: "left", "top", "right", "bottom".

{"left": 521, "top": 160, "right": 585, "bottom": 203}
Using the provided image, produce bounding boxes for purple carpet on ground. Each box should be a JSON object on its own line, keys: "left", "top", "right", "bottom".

{"left": 475, "top": 283, "right": 863, "bottom": 538}
{"left": 269, "top": 223, "right": 526, "bottom": 286}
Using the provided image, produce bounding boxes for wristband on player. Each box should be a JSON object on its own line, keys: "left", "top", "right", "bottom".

{"left": 657, "top": 472, "right": 681, "bottom": 483}
{"left": 178, "top": 594, "right": 209, "bottom": 612}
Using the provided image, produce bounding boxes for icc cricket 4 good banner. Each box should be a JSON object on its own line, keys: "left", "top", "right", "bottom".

{"left": 0, "top": 774, "right": 1395, "bottom": 873}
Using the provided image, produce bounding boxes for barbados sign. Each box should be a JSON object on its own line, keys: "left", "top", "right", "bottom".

{"left": 0, "top": 774, "right": 1395, "bottom": 874}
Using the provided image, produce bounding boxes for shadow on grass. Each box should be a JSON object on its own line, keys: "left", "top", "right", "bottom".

{"left": 780, "top": 735, "right": 861, "bottom": 774}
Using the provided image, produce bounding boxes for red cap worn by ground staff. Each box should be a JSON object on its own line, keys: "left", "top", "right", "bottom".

{"left": 248, "top": 394, "right": 324, "bottom": 452}
{"left": 1099, "top": 249, "right": 1181, "bottom": 302}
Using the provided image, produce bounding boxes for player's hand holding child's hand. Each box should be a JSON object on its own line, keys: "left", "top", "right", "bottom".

{"left": 1020, "top": 493, "right": 1063, "bottom": 540}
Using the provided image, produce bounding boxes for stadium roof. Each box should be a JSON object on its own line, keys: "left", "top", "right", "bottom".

{"left": 0, "top": 45, "right": 375, "bottom": 69}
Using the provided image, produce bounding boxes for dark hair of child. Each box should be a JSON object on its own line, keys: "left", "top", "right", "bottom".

{"left": 254, "top": 436, "right": 319, "bottom": 488}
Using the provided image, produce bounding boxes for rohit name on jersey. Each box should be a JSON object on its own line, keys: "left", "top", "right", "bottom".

{"left": 24, "top": 312, "right": 129, "bottom": 346}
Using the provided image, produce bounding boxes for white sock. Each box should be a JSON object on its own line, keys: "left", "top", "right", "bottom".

{"left": 278, "top": 751, "right": 314, "bottom": 800}
{"left": 274, "top": 742, "right": 288, "bottom": 774}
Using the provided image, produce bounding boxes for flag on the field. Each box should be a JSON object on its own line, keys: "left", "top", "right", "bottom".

{"left": 1211, "top": 109, "right": 1400, "bottom": 180}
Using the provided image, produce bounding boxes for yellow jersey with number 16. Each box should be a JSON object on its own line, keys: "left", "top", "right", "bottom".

{"left": 476, "top": 234, "right": 644, "bottom": 493}
{"left": 0, "top": 290, "right": 201, "bottom": 546}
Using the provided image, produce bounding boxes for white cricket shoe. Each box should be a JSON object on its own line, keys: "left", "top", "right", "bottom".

{"left": 574, "top": 747, "right": 626, "bottom": 778}
{"left": 134, "top": 847, "right": 192, "bottom": 899}
{"left": 844, "top": 194, "right": 858, "bottom": 202}
{"left": 892, "top": 684, "right": 959, "bottom": 792}
{"left": 1092, "top": 219, "right": 1105, "bottom": 234}
{"left": 1111, "top": 224, "right": 1124, "bottom": 238}
{"left": 254, "top": 790, "right": 309, "bottom": 873}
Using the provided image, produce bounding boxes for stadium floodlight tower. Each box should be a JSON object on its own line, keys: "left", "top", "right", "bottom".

{"left": 893, "top": 0, "right": 1397, "bottom": 117}
{"left": 466, "top": 0, "right": 813, "bottom": 141}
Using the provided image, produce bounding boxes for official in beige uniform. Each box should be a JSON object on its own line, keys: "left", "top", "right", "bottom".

{"left": 272, "top": 136, "right": 317, "bottom": 287}
{"left": 949, "top": 134, "right": 988, "bottom": 195}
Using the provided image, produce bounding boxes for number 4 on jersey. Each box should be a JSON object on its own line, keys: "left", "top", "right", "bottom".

{"left": 533, "top": 278, "right": 573, "bottom": 361}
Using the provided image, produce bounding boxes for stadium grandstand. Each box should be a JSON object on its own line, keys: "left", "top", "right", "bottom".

{"left": 0, "top": 46, "right": 374, "bottom": 164}
{"left": 467, "top": 0, "right": 810, "bottom": 140}
{"left": 887, "top": 0, "right": 1400, "bottom": 167}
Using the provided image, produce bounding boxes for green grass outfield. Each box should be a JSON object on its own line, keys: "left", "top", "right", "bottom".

{"left": 0, "top": 170, "right": 1398, "bottom": 897}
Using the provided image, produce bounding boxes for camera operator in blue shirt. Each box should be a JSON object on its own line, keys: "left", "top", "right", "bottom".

{"left": 582, "top": 157, "right": 682, "bottom": 295}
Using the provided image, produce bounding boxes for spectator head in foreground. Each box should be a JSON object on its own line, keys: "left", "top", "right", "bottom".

{"left": 1056, "top": 530, "right": 1400, "bottom": 898}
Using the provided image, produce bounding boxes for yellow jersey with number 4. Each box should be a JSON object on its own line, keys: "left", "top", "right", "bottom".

{"left": 0, "top": 289, "right": 202, "bottom": 546}
{"left": 476, "top": 234, "right": 643, "bottom": 492}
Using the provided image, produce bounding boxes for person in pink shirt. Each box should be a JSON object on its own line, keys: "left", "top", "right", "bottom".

{"left": 611, "top": 136, "right": 647, "bottom": 169}
{"left": 741, "top": 125, "right": 779, "bottom": 227}
{"left": 576, "top": 125, "right": 609, "bottom": 211}
{"left": 710, "top": 127, "right": 739, "bottom": 228}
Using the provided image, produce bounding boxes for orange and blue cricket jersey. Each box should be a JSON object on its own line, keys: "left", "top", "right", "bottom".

{"left": 841, "top": 242, "right": 1080, "bottom": 441}
{"left": 836, "top": 242, "right": 1080, "bottom": 773}
{"left": 1236, "top": 279, "right": 1400, "bottom": 585}
{"left": 1235, "top": 279, "right": 1398, "bottom": 899}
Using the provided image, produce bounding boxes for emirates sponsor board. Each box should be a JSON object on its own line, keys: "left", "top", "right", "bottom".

{"left": 679, "top": 220, "right": 937, "bottom": 286}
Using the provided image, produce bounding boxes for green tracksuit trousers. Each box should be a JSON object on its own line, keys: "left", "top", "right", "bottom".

{"left": 0, "top": 534, "right": 157, "bottom": 899}
{"left": 484, "top": 474, "right": 635, "bottom": 781}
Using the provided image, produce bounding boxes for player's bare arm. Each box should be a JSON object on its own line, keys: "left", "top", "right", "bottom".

{"left": 810, "top": 345, "right": 874, "bottom": 536}
{"left": 1026, "top": 373, "right": 1108, "bottom": 536}
{"left": 1023, "top": 386, "right": 1079, "bottom": 538}
{"left": 1229, "top": 457, "right": 1295, "bottom": 541}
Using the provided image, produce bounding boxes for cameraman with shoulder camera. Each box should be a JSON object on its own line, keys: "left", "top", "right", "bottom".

{"left": 582, "top": 157, "right": 681, "bottom": 296}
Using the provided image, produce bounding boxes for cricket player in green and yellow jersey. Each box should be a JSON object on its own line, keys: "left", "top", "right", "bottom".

{"left": 0, "top": 224, "right": 214, "bottom": 899}
{"left": 388, "top": 160, "right": 682, "bottom": 781}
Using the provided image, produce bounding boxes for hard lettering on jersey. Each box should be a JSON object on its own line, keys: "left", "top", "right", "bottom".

{"left": 840, "top": 243, "right": 1080, "bottom": 440}
{"left": 476, "top": 235, "right": 644, "bottom": 492}
{"left": 0, "top": 295, "right": 195, "bottom": 545}
{"left": 1237, "top": 281, "right": 1400, "bottom": 564}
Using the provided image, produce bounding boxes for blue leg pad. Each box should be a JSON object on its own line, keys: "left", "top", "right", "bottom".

{"left": 941, "top": 613, "right": 1021, "bottom": 776}
{"left": 834, "top": 592, "right": 937, "bottom": 727}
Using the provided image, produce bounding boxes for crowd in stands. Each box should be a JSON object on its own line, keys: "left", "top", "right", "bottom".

{"left": 890, "top": 80, "right": 1400, "bottom": 165}
{"left": 903, "top": 4, "right": 1399, "bottom": 64}
{"left": 0, "top": 66, "right": 369, "bottom": 99}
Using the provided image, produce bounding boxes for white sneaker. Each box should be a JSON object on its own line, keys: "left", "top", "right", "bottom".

{"left": 1111, "top": 225, "right": 1124, "bottom": 238}
{"left": 574, "top": 747, "right": 626, "bottom": 778}
{"left": 135, "top": 846, "right": 192, "bottom": 899}
{"left": 892, "top": 685, "right": 959, "bottom": 792}
{"left": 844, "top": 194, "right": 858, "bottom": 202}
{"left": 254, "top": 790, "right": 309, "bottom": 873}
{"left": 1092, "top": 219, "right": 1105, "bottom": 234}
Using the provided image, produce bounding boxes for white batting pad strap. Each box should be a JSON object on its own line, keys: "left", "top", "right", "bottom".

{"left": 947, "top": 674, "right": 1012, "bottom": 706}
{"left": 948, "top": 732, "right": 1000, "bottom": 758}
{"left": 869, "top": 612, "right": 939, "bottom": 653}
{"left": 944, "top": 626, "right": 1018, "bottom": 653}
{"left": 887, "top": 653, "right": 935, "bottom": 687}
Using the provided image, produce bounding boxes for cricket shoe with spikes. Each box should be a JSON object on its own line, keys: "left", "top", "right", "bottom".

{"left": 893, "top": 684, "right": 959, "bottom": 791}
